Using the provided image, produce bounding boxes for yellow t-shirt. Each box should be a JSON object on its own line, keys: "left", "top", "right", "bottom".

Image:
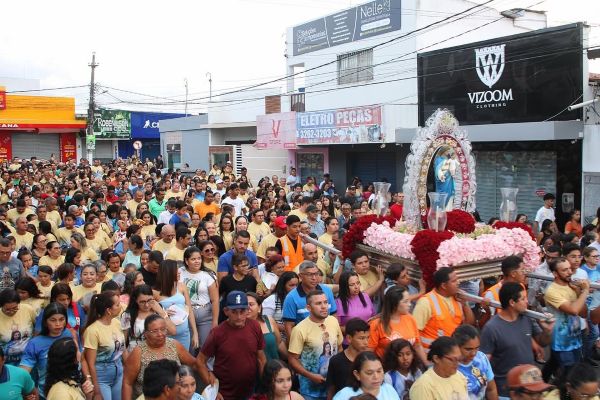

{"left": 288, "top": 209, "right": 308, "bottom": 222}
{"left": 81, "top": 247, "right": 99, "bottom": 263}
{"left": 152, "top": 239, "right": 175, "bottom": 255}
{"left": 82, "top": 319, "right": 125, "bottom": 363}
{"left": 6, "top": 208, "right": 34, "bottom": 226}
{"left": 165, "top": 246, "right": 186, "bottom": 262}
{"left": 32, "top": 219, "right": 58, "bottom": 234}
{"left": 86, "top": 235, "right": 109, "bottom": 254}
{"left": 46, "top": 210, "right": 63, "bottom": 228}
{"left": 318, "top": 232, "right": 333, "bottom": 246}
{"left": 357, "top": 270, "right": 379, "bottom": 292}
{"left": 256, "top": 233, "right": 279, "bottom": 260}
{"left": 165, "top": 190, "right": 184, "bottom": 200}
{"left": 288, "top": 315, "right": 343, "bottom": 369}
{"left": 38, "top": 255, "right": 65, "bottom": 271}
{"left": 0, "top": 303, "right": 36, "bottom": 364}
{"left": 544, "top": 282, "right": 577, "bottom": 310}
{"left": 22, "top": 297, "right": 46, "bottom": 316}
{"left": 126, "top": 200, "right": 142, "bottom": 217}
{"left": 409, "top": 367, "right": 468, "bottom": 399}
{"left": 140, "top": 225, "right": 156, "bottom": 241}
{"left": 14, "top": 231, "right": 34, "bottom": 250}
{"left": 37, "top": 281, "right": 55, "bottom": 300}
{"left": 72, "top": 283, "right": 102, "bottom": 303}
{"left": 222, "top": 231, "right": 234, "bottom": 251}
{"left": 55, "top": 227, "right": 83, "bottom": 247}
{"left": 46, "top": 380, "right": 86, "bottom": 400}
{"left": 247, "top": 222, "right": 271, "bottom": 244}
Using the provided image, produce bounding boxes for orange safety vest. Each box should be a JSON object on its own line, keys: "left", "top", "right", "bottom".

{"left": 483, "top": 281, "right": 527, "bottom": 312}
{"left": 420, "top": 290, "right": 463, "bottom": 349}
{"left": 281, "top": 235, "right": 303, "bottom": 272}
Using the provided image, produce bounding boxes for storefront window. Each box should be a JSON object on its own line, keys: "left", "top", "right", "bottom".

{"left": 297, "top": 153, "right": 324, "bottom": 182}
{"left": 166, "top": 144, "right": 181, "bottom": 169}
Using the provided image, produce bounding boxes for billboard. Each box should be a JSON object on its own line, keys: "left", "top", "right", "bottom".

{"left": 296, "top": 105, "right": 382, "bottom": 144}
{"left": 293, "top": 0, "right": 401, "bottom": 56}
{"left": 418, "top": 23, "right": 583, "bottom": 126}
{"left": 130, "top": 111, "right": 185, "bottom": 139}
{"left": 256, "top": 112, "right": 297, "bottom": 149}
{"left": 93, "top": 109, "right": 131, "bottom": 139}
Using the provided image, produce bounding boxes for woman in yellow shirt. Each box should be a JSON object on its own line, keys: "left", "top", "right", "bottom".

{"left": 38, "top": 241, "right": 65, "bottom": 272}
{"left": 138, "top": 211, "right": 156, "bottom": 242}
{"left": 219, "top": 215, "right": 235, "bottom": 251}
{"left": 45, "top": 337, "right": 94, "bottom": 400}
{"left": 82, "top": 291, "right": 126, "bottom": 400}
{"left": 70, "top": 233, "right": 99, "bottom": 264}
{"left": 15, "top": 277, "right": 46, "bottom": 316}
{"left": 72, "top": 264, "right": 102, "bottom": 304}
{"left": 234, "top": 216, "right": 258, "bottom": 252}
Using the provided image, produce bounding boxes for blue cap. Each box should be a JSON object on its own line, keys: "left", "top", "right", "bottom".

{"left": 225, "top": 291, "right": 248, "bottom": 309}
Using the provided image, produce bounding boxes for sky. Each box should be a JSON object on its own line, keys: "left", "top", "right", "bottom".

{"left": 1, "top": 0, "right": 598, "bottom": 115}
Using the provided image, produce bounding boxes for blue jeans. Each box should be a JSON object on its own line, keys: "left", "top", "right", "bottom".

{"left": 96, "top": 361, "right": 123, "bottom": 400}
{"left": 553, "top": 348, "right": 582, "bottom": 368}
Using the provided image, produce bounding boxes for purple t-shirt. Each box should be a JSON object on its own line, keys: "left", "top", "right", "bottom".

{"left": 335, "top": 293, "right": 374, "bottom": 325}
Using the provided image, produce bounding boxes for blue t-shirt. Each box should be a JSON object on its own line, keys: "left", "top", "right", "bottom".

{"left": 20, "top": 329, "right": 72, "bottom": 397}
{"left": 0, "top": 364, "right": 35, "bottom": 400}
{"left": 333, "top": 382, "right": 400, "bottom": 400}
{"left": 169, "top": 213, "right": 190, "bottom": 226}
{"left": 458, "top": 351, "right": 494, "bottom": 400}
{"left": 217, "top": 249, "right": 258, "bottom": 275}
{"left": 580, "top": 265, "right": 600, "bottom": 307}
{"left": 282, "top": 284, "right": 337, "bottom": 324}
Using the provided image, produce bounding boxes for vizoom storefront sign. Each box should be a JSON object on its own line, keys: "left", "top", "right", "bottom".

{"left": 296, "top": 105, "right": 382, "bottom": 144}
{"left": 418, "top": 23, "right": 583, "bottom": 125}
{"left": 292, "top": 0, "right": 401, "bottom": 56}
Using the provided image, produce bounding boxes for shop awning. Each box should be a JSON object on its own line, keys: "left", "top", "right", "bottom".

{"left": 0, "top": 94, "right": 86, "bottom": 130}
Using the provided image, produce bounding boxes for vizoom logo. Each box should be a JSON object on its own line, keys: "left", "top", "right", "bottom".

{"left": 143, "top": 120, "right": 159, "bottom": 129}
{"left": 475, "top": 44, "right": 505, "bottom": 89}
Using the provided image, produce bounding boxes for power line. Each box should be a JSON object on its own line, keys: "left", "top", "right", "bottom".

{"left": 5, "top": 84, "right": 89, "bottom": 93}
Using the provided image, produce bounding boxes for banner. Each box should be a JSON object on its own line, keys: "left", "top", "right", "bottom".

{"left": 130, "top": 111, "right": 185, "bottom": 139}
{"left": 0, "top": 133, "right": 11, "bottom": 162}
{"left": 86, "top": 134, "right": 96, "bottom": 150}
{"left": 60, "top": 132, "right": 77, "bottom": 162}
{"left": 93, "top": 109, "right": 131, "bottom": 139}
{"left": 296, "top": 105, "right": 383, "bottom": 145}
{"left": 293, "top": 0, "right": 401, "bottom": 56}
{"left": 256, "top": 112, "right": 297, "bottom": 149}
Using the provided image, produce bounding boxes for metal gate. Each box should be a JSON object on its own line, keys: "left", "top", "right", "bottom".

{"left": 12, "top": 133, "right": 60, "bottom": 161}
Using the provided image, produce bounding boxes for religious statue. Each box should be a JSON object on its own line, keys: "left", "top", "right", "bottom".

{"left": 434, "top": 147, "right": 458, "bottom": 211}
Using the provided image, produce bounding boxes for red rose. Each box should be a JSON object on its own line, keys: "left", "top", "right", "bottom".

{"left": 410, "top": 229, "right": 454, "bottom": 288}
{"left": 445, "top": 210, "right": 476, "bottom": 234}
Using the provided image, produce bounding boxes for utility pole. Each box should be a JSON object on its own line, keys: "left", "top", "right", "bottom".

{"left": 206, "top": 72, "right": 212, "bottom": 102}
{"left": 184, "top": 78, "right": 188, "bottom": 116}
{"left": 86, "top": 52, "right": 99, "bottom": 163}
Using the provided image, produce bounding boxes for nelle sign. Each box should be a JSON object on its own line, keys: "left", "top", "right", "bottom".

{"left": 467, "top": 44, "right": 513, "bottom": 108}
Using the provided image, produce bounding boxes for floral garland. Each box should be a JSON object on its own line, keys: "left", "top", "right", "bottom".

{"left": 493, "top": 221, "right": 535, "bottom": 240}
{"left": 342, "top": 215, "right": 397, "bottom": 258}
{"left": 363, "top": 221, "right": 415, "bottom": 259}
{"left": 445, "top": 210, "right": 476, "bottom": 234}
{"left": 410, "top": 229, "right": 454, "bottom": 286}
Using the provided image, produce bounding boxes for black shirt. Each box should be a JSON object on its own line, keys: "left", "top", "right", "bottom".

{"left": 218, "top": 274, "right": 258, "bottom": 322}
{"left": 139, "top": 266, "right": 157, "bottom": 288}
{"left": 325, "top": 351, "right": 353, "bottom": 394}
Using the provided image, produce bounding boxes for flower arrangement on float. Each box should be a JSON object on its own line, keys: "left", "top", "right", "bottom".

{"left": 344, "top": 208, "right": 539, "bottom": 286}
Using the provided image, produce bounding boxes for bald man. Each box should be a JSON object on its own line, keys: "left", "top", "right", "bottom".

{"left": 151, "top": 224, "right": 176, "bottom": 255}
{"left": 13, "top": 217, "right": 34, "bottom": 250}
{"left": 294, "top": 243, "right": 332, "bottom": 283}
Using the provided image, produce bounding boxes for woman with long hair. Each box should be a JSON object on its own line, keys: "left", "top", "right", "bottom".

{"left": 336, "top": 271, "right": 375, "bottom": 330}
{"left": 179, "top": 245, "right": 218, "bottom": 349}
{"left": 45, "top": 337, "right": 94, "bottom": 400}
{"left": 38, "top": 241, "right": 65, "bottom": 272}
{"left": 250, "top": 359, "right": 303, "bottom": 400}
{"left": 15, "top": 277, "right": 46, "bottom": 316}
{"left": 219, "top": 214, "right": 235, "bottom": 250}
{"left": 409, "top": 337, "right": 468, "bottom": 399}
{"left": 383, "top": 339, "right": 422, "bottom": 399}
{"left": 64, "top": 248, "right": 82, "bottom": 285}
{"left": 333, "top": 351, "right": 399, "bottom": 399}
{"left": 18, "top": 249, "right": 37, "bottom": 279}
{"left": 368, "top": 287, "right": 427, "bottom": 365}
{"left": 546, "top": 362, "right": 599, "bottom": 399}
{"left": 154, "top": 260, "right": 198, "bottom": 351}
{"left": 235, "top": 215, "right": 258, "bottom": 252}
{"left": 122, "top": 234, "right": 144, "bottom": 270}
{"left": 565, "top": 209, "right": 583, "bottom": 238}
{"left": 122, "top": 314, "right": 198, "bottom": 400}
{"left": 247, "top": 292, "right": 285, "bottom": 361}
{"left": 321, "top": 195, "right": 338, "bottom": 218}
{"left": 177, "top": 365, "right": 204, "bottom": 400}
{"left": 261, "top": 254, "right": 285, "bottom": 295}
{"left": 193, "top": 226, "right": 209, "bottom": 247}
{"left": 262, "top": 272, "right": 299, "bottom": 340}
{"left": 71, "top": 263, "right": 101, "bottom": 304}
{"left": 139, "top": 210, "right": 157, "bottom": 242}
{"left": 120, "top": 284, "right": 175, "bottom": 351}
{"left": 35, "top": 283, "right": 86, "bottom": 340}
{"left": 197, "top": 239, "right": 218, "bottom": 273}
{"left": 537, "top": 219, "right": 558, "bottom": 246}
{"left": 82, "top": 291, "right": 126, "bottom": 400}
{"left": 20, "top": 303, "right": 79, "bottom": 398}
{"left": 70, "top": 232, "right": 98, "bottom": 264}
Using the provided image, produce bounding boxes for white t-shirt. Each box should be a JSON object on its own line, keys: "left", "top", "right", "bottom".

{"left": 178, "top": 268, "right": 216, "bottom": 305}
{"left": 535, "top": 206, "right": 555, "bottom": 226}
{"left": 221, "top": 196, "right": 246, "bottom": 217}
{"left": 158, "top": 210, "right": 175, "bottom": 226}
{"left": 262, "top": 271, "right": 279, "bottom": 290}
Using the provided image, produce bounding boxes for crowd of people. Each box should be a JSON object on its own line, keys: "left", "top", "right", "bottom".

{"left": 0, "top": 156, "right": 598, "bottom": 400}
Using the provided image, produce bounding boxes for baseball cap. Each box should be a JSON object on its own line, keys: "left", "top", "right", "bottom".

{"left": 216, "top": 179, "right": 223, "bottom": 184}
{"left": 274, "top": 216, "right": 287, "bottom": 229}
{"left": 507, "top": 365, "right": 554, "bottom": 393}
{"left": 306, "top": 204, "right": 318, "bottom": 213}
{"left": 225, "top": 291, "right": 248, "bottom": 309}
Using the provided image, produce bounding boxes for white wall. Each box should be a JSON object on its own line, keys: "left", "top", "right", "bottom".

{"left": 285, "top": 0, "right": 547, "bottom": 141}
{"left": 241, "top": 144, "right": 288, "bottom": 187}
{"left": 208, "top": 87, "right": 281, "bottom": 125}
